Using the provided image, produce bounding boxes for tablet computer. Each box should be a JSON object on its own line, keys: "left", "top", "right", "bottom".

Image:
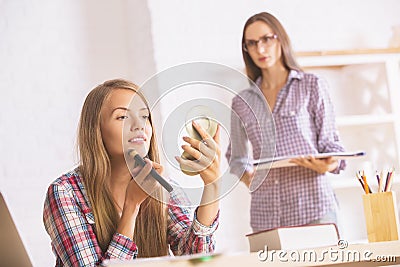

{"left": 253, "top": 151, "right": 366, "bottom": 169}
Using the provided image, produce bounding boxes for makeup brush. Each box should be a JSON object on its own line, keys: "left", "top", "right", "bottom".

{"left": 127, "top": 149, "right": 173, "bottom": 192}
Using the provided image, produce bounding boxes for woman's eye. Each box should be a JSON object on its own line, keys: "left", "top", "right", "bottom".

{"left": 142, "top": 115, "right": 149, "bottom": 119}
{"left": 246, "top": 40, "right": 256, "bottom": 47}
{"left": 261, "top": 36, "right": 270, "bottom": 43}
{"left": 117, "top": 115, "right": 128, "bottom": 120}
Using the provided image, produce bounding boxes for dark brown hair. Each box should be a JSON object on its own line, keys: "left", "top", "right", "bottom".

{"left": 242, "top": 12, "right": 302, "bottom": 82}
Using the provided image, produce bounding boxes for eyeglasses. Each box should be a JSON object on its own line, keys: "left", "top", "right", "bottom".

{"left": 243, "top": 34, "right": 278, "bottom": 52}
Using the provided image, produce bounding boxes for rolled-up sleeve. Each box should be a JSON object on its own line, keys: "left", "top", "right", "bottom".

{"left": 312, "top": 77, "right": 347, "bottom": 173}
{"left": 166, "top": 188, "right": 219, "bottom": 256}
{"left": 105, "top": 233, "right": 138, "bottom": 260}
{"left": 226, "top": 95, "right": 253, "bottom": 178}
{"left": 43, "top": 182, "right": 138, "bottom": 267}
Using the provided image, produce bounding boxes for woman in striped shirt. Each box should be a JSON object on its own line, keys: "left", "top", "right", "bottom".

{"left": 226, "top": 12, "right": 346, "bottom": 232}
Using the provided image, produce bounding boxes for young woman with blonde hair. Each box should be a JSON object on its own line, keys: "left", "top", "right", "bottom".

{"left": 43, "top": 79, "right": 221, "bottom": 266}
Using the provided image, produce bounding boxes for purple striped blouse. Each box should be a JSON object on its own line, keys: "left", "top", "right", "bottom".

{"left": 226, "top": 70, "right": 346, "bottom": 231}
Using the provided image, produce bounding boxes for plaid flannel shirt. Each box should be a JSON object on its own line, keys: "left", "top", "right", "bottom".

{"left": 226, "top": 70, "right": 346, "bottom": 231}
{"left": 43, "top": 168, "right": 219, "bottom": 266}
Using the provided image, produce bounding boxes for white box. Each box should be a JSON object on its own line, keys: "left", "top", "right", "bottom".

{"left": 246, "top": 223, "right": 339, "bottom": 252}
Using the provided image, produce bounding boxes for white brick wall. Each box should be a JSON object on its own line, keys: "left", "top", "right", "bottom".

{"left": 0, "top": 1, "right": 155, "bottom": 266}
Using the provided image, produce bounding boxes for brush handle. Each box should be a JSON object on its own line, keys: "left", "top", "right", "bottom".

{"left": 133, "top": 154, "right": 173, "bottom": 192}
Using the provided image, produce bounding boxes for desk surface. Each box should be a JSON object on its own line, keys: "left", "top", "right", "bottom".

{"left": 105, "top": 240, "right": 400, "bottom": 267}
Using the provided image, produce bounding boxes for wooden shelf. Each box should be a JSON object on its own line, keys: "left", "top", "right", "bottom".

{"left": 296, "top": 47, "right": 400, "bottom": 57}
{"left": 296, "top": 48, "right": 400, "bottom": 67}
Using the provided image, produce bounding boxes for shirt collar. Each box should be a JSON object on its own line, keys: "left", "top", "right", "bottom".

{"left": 251, "top": 69, "right": 303, "bottom": 93}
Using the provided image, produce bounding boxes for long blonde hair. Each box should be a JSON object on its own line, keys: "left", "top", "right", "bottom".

{"left": 241, "top": 12, "right": 302, "bottom": 82}
{"left": 77, "top": 79, "right": 168, "bottom": 257}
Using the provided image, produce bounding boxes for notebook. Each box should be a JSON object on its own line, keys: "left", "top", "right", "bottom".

{"left": 0, "top": 192, "right": 33, "bottom": 267}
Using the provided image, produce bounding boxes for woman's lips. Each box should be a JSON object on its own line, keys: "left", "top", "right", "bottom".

{"left": 258, "top": 57, "right": 268, "bottom": 62}
{"left": 128, "top": 137, "right": 146, "bottom": 144}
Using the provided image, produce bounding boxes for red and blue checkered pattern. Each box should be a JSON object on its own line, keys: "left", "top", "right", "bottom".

{"left": 43, "top": 169, "right": 219, "bottom": 266}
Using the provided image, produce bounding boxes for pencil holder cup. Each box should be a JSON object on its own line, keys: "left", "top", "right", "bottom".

{"left": 362, "top": 191, "right": 399, "bottom": 242}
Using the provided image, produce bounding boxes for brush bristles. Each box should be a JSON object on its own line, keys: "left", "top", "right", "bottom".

{"left": 127, "top": 149, "right": 138, "bottom": 157}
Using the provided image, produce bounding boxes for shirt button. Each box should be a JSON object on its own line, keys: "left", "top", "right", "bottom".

{"left": 274, "top": 180, "right": 279, "bottom": 185}
{"left": 290, "top": 111, "right": 296, "bottom": 116}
